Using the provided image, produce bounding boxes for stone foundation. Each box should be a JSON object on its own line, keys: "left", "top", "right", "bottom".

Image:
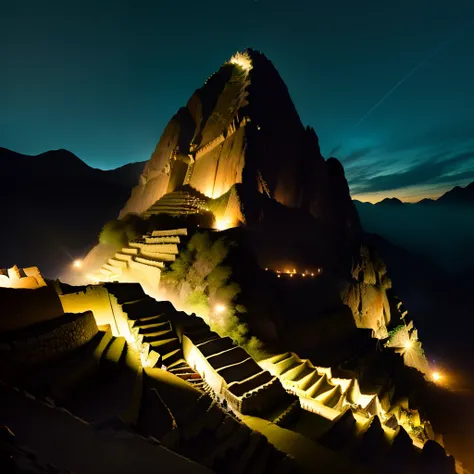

{"left": 0, "top": 311, "right": 98, "bottom": 377}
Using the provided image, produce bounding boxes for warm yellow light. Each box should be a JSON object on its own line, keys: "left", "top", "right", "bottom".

{"left": 293, "top": 268, "right": 296, "bottom": 273}
{"left": 277, "top": 274, "right": 281, "bottom": 278}
{"left": 73, "top": 259, "right": 83, "bottom": 269}
{"left": 215, "top": 218, "right": 232, "bottom": 231}
{"left": 286, "top": 270, "right": 290, "bottom": 274}
{"left": 265, "top": 268, "right": 269, "bottom": 271}
{"left": 302, "top": 273, "right": 306, "bottom": 277}
{"left": 404, "top": 340, "right": 413, "bottom": 350}
{"left": 229, "top": 51, "right": 253, "bottom": 71}
{"left": 311, "top": 273, "right": 314, "bottom": 277}
{"left": 214, "top": 304, "right": 226, "bottom": 314}
{"left": 290, "top": 274, "right": 293, "bottom": 278}
{"left": 432, "top": 371, "right": 442, "bottom": 382}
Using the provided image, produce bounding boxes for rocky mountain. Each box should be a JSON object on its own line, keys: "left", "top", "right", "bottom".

{"left": 119, "top": 50, "right": 359, "bottom": 236}
{"left": 0, "top": 147, "right": 145, "bottom": 277}
{"left": 1, "top": 49, "right": 469, "bottom": 472}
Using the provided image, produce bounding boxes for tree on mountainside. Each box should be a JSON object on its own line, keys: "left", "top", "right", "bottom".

{"left": 161, "top": 231, "right": 264, "bottom": 356}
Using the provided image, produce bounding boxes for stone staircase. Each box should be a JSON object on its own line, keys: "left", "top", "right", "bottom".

{"left": 1, "top": 285, "right": 460, "bottom": 474}
{"left": 95, "top": 228, "right": 187, "bottom": 286}
{"left": 142, "top": 188, "right": 209, "bottom": 218}
{"left": 258, "top": 352, "right": 459, "bottom": 473}
{"left": 168, "top": 364, "right": 215, "bottom": 397}
{"left": 121, "top": 297, "right": 186, "bottom": 369}
{"left": 0, "top": 319, "right": 301, "bottom": 474}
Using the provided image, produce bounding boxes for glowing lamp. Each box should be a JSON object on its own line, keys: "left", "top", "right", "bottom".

{"left": 432, "top": 371, "right": 442, "bottom": 382}
{"left": 73, "top": 259, "right": 83, "bottom": 269}
{"left": 215, "top": 218, "right": 232, "bottom": 231}
{"left": 214, "top": 304, "right": 226, "bottom": 314}
{"left": 404, "top": 341, "right": 413, "bottom": 350}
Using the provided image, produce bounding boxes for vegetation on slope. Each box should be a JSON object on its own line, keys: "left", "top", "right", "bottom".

{"left": 161, "top": 232, "right": 264, "bottom": 357}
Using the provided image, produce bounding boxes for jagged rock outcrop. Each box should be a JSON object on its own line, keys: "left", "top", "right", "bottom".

{"left": 119, "top": 49, "right": 359, "bottom": 239}
{"left": 342, "top": 244, "right": 392, "bottom": 338}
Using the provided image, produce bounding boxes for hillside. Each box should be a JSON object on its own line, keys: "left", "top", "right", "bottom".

{"left": 0, "top": 148, "right": 145, "bottom": 277}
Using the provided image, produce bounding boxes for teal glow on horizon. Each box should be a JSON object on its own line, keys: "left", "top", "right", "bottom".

{"left": 2, "top": 0, "right": 474, "bottom": 201}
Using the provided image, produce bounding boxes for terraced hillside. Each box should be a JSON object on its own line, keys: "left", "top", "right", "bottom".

{"left": 0, "top": 306, "right": 300, "bottom": 474}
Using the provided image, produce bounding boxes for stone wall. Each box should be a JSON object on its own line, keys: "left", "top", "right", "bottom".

{"left": 59, "top": 284, "right": 135, "bottom": 341}
{"left": 0, "top": 311, "right": 98, "bottom": 378}
{"left": 182, "top": 334, "right": 285, "bottom": 415}
{"left": 59, "top": 285, "right": 117, "bottom": 331}
{"left": 182, "top": 335, "right": 223, "bottom": 395}
{"left": 0, "top": 285, "right": 64, "bottom": 332}
{"left": 0, "top": 265, "right": 46, "bottom": 290}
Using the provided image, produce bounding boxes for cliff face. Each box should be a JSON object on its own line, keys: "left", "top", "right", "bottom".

{"left": 342, "top": 244, "right": 392, "bottom": 338}
{"left": 119, "top": 49, "right": 359, "bottom": 236}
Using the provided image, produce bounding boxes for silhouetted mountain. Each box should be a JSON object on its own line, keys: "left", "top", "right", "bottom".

{"left": 417, "top": 198, "right": 436, "bottom": 206}
{"left": 0, "top": 147, "right": 145, "bottom": 187}
{"left": 376, "top": 197, "right": 405, "bottom": 206}
{"left": 0, "top": 148, "right": 145, "bottom": 277}
{"left": 353, "top": 181, "right": 474, "bottom": 275}
{"left": 436, "top": 181, "right": 474, "bottom": 205}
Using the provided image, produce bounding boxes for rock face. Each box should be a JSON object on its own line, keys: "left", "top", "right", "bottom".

{"left": 119, "top": 49, "right": 359, "bottom": 236}
{"left": 342, "top": 244, "right": 392, "bottom": 338}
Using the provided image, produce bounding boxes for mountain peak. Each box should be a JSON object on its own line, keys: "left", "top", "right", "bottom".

{"left": 120, "top": 49, "right": 344, "bottom": 224}
{"left": 376, "top": 197, "right": 405, "bottom": 206}
{"left": 437, "top": 180, "right": 474, "bottom": 205}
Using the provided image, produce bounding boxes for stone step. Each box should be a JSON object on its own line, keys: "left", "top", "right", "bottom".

{"left": 103, "top": 263, "right": 121, "bottom": 274}
{"left": 169, "top": 366, "right": 193, "bottom": 374}
{"left": 149, "top": 338, "right": 180, "bottom": 354}
{"left": 101, "top": 336, "right": 127, "bottom": 370}
{"left": 177, "top": 372, "right": 201, "bottom": 381}
{"left": 0, "top": 384, "right": 210, "bottom": 474}
{"left": 122, "top": 298, "right": 174, "bottom": 320}
{"left": 147, "top": 350, "right": 161, "bottom": 368}
{"left": 166, "top": 359, "right": 189, "bottom": 371}
{"left": 138, "top": 323, "right": 172, "bottom": 336}
{"left": 161, "top": 349, "right": 183, "bottom": 366}
{"left": 142, "top": 329, "right": 175, "bottom": 343}
{"left": 129, "top": 315, "right": 168, "bottom": 329}
{"left": 18, "top": 329, "right": 113, "bottom": 403}
{"left": 64, "top": 344, "right": 142, "bottom": 425}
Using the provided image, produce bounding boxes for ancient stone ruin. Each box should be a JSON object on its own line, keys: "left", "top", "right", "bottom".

{"left": 1, "top": 49, "right": 465, "bottom": 474}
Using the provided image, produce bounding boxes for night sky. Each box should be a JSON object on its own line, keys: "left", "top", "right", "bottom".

{"left": 2, "top": 0, "right": 474, "bottom": 202}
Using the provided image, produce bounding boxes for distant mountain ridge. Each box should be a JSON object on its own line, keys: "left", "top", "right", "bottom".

{"left": 0, "top": 147, "right": 146, "bottom": 188}
{"left": 354, "top": 180, "right": 474, "bottom": 207}
{"left": 0, "top": 147, "right": 146, "bottom": 277}
{"left": 353, "top": 180, "right": 474, "bottom": 275}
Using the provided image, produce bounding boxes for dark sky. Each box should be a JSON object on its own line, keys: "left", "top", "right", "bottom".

{"left": 2, "top": 0, "right": 474, "bottom": 202}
